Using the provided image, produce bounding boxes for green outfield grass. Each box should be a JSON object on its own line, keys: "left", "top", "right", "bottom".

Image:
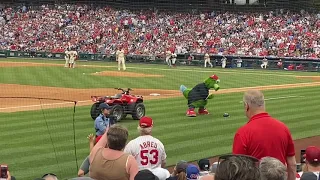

{"left": 0, "top": 59, "right": 319, "bottom": 179}
{"left": 0, "top": 59, "right": 318, "bottom": 90}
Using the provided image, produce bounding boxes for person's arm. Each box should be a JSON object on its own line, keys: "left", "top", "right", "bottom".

{"left": 126, "top": 155, "right": 139, "bottom": 180}
{"left": 286, "top": 156, "right": 297, "bottom": 180}
{"left": 89, "top": 126, "right": 109, "bottom": 164}
{"left": 232, "top": 132, "right": 247, "bottom": 155}
{"left": 87, "top": 134, "right": 95, "bottom": 152}
{"left": 78, "top": 156, "right": 90, "bottom": 177}
{"left": 286, "top": 129, "right": 296, "bottom": 180}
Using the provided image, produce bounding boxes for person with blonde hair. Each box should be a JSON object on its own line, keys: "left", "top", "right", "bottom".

{"left": 124, "top": 116, "right": 168, "bottom": 179}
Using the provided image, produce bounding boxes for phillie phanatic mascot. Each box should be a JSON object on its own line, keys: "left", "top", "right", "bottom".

{"left": 180, "top": 75, "right": 220, "bottom": 117}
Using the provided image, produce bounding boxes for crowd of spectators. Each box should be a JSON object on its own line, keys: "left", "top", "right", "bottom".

{"left": 0, "top": 4, "right": 320, "bottom": 59}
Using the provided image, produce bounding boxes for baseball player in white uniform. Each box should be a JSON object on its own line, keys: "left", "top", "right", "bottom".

{"left": 124, "top": 116, "right": 167, "bottom": 171}
{"left": 204, "top": 53, "right": 213, "bottom": 68}
{"left": 64, "top": 50, "right": 70, "bottom": 68}
{"left": 221, "top": 56, "right": 227, "bottom": 68}
{"left": 165, "top": 49, "right": 172, "bottom": 67}
{"left": 236, "top": 56, "right": 242, "bottom": 68}
{"left": 69, "top": 50, "right": 78, "bottom": 68}
{"left": 261, "top": 57, "right": 268, "bottom": 69}
{"left": 171, "top": 52, "right": 177, "bottom": 67}
{"left": 116, "top": 47, "right": 126, "bottom": 71}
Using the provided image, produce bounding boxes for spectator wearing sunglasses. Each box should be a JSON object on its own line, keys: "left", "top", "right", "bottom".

{"left": 259, "top": 157, "right": 287, "bottom": 180}
{"left": 232, "top": 90, "right": 296, "bottom": 180}
{"left": 215, "top": 155, "right": 260, "bottom": 180}
{"left": 300, "top": 146, "right": 320, "bottom": 180}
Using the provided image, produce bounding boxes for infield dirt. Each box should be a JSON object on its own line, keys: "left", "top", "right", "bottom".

{"left": 1, "top": 61, "right": 320, "bottom": 112}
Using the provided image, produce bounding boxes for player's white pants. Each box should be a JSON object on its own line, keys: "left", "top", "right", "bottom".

{"left": 166, "top": 57, "right": 171, "bottom": 67}
{"left": 222, "top": 60, "right": 226, "bottom": 68}
{"left": 205, "top": 59, "right": 213, "bottom": 68}
{"left": 73, "top": 61, "right": 76, "bottom": 68}
{"left": 118, "top": 58, "right": 126, "bottom": 70}
{"left": 172, "top": 58, "right": 176, "bottom": 65}
{"left": 69, "top": 58, "right": 75, "bottom": 64}
{"left": 261, "top": 62, "right": 268, "bottom": 69}
{"left": 237, "top": 62, "right": 242, "bottom": 68}
{"left": 64, "top": 57, "right": 69, "bottom": 67}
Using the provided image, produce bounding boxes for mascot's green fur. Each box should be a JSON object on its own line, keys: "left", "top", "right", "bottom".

{"left": 180, "top": 75, "right": 220, "bottom": 117}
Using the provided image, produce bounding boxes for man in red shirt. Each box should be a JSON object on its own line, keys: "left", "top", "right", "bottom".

{"left": 233, "top": 90, "right": 296, "bottom": 180}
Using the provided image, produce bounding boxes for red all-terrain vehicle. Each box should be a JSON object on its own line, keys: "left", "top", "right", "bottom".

{"left": 90, "top": 88, "right": 145, "bottom": 122}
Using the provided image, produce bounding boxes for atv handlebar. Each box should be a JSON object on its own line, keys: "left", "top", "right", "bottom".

{"left": 115, "top": 88, "right": 133, "bottom": 94}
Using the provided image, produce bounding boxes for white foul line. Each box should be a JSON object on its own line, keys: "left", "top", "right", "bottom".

{"left": 264, "top": 95, "right": 305, "bottom": 101}
{"left": 239, "top": 95, "right": 305, "bottom": 103}
{"left": 0, "top": 100, "right": 92, "bottom": 110}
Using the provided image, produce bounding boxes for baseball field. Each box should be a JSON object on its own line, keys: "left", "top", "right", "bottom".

{"left": 0, "top": 58, "right": 319, "bottom": 179}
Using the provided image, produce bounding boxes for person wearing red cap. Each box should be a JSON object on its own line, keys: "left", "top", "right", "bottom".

{"left": 124, "top": 116, "right": 168, "bottom": 177}
{"left": 301, "top": 146, "right": 320, "bottom": 180}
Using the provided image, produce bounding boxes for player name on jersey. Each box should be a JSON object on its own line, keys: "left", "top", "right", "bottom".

{"left": 140, "top": 141, "right": 158, "bottom": 149}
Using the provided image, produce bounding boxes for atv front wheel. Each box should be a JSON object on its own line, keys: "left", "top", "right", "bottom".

{"left": 111, "top": 104, "right": 124, "bottom": 122}
{"left": 132, "top": 103, "right": 145, "bottom": 120}
{"left": 90, "top": 102, "right": 101, "bottom": 120}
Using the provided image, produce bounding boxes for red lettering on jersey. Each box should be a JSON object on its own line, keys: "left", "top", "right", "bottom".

{"left": 140, "top": 149, "right": 159, "bottom": 166}
{"left": 140, "top": 141, "right": 158, "bottom": 149}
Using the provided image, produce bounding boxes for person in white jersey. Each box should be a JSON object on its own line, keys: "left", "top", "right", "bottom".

{"left": 64, "top": 49, "right": 70, "bottom": 68}
{"left": 165, "top": 49, "right": 172, "bottom": 67}
{"left": 204, "top": 52, "right": 213, "bottom": 68}
{"left": 69, "top": 49, "right": 78, "bottom": 68}
{"left": 261, "top": 57, "right": 268, "bottom": 69}
{"left": 116, "top": 46, "right": 126, "bottom": 71}
{"left": 221, "top": 56, "right": 227, "bottom": 68}
{"left": 124, "top": 116, "right": 169, "bottom": 179}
